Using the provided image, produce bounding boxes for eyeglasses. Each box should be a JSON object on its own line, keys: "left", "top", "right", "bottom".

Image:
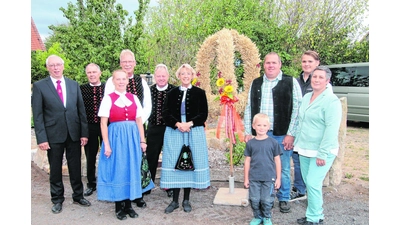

{"left": 48, "top": 63, "right": 63, "bottom": 68}
{"left": 121, "top": 60, "right": 135, "bottom": 64}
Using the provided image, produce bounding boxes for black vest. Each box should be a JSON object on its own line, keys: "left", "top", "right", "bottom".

{"left": 250, "top": 74, "right": 293, "bottom": 136}
{"left": 127, "top": 75, "right": 144, "bottom": 106}
{"left": 296, "top": 71, "right": 312, "bottom": 96}
{"left": 148, "top": 84, "right": 176, "bottom": 126}
{"left": 80, "top": 82, "right": 105, "bottom": 124}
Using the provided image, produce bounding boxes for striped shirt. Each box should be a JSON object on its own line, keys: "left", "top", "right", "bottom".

{"left": 244, "top": 71, "right": 302, "bottom": 136}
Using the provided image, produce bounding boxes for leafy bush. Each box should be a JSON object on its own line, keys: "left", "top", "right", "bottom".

{"left": 224, "top": 134, "right": 246, "bottom": 166}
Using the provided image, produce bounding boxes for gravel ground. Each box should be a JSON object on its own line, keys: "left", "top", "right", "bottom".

{"left": 31, "top": 161, "right": 368, "bottom": 225}
{"left": 31, "top": 124, "right": 369, "bottom": 225}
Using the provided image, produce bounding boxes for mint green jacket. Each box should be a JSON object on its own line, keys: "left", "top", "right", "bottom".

{"left": 294, "top": 88, "right": 342, "bottom": 160}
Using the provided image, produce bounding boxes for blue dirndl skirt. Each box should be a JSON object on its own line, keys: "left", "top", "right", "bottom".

{"left": 160, "top": 116, "right": 210, "bottom": 189}
{"left": 97, "top": 121, "right": 154, "bottom": 202}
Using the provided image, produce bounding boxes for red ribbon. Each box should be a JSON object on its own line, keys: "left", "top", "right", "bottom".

{"left": 216, "top": 96, "right": 244, "bottom": 144}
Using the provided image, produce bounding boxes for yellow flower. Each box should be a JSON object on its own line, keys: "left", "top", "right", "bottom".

{"left": 224, "top": 85, "right": 233, "bottom": 93}
{"left": 192, "top": 78, "right": 198, "bottom": 86}
{"left": 216, "top": 78, "right": 225, "bottom": 87}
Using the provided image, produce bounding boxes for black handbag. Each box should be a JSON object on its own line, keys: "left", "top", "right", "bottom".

{"left": 175, "top": 133, "right": 195, "bottom": 171}
{"left": 141, "top": 153, "right": 151, "bottom": 188}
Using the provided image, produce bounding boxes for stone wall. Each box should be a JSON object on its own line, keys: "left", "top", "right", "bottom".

{"left": 323, "top": 97, "right": 347, "bottom": 186}
{"left": 32, "top": 146, "right": 89, "bottom": 177}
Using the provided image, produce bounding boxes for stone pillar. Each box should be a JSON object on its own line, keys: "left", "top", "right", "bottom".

{"left": 32, "top": 146, "right": 87, "bottom": 176}
{"left": 323, "top": 97, "right": 347, "bottom": 186}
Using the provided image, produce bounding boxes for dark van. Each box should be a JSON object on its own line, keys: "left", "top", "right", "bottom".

{"left": 327, "top": 62, "right": 369, "bottom": 123}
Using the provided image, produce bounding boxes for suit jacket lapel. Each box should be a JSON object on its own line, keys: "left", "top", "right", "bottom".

{"left": 45, "top": 77, "right": 64, "bottom": 106}
{"left": 65, "top": 78, "right": 74, "bottom": 108}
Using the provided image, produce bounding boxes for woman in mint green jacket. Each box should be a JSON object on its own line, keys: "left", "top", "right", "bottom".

{"left": 294, "top": 66, "right": 342, "bottom": 225}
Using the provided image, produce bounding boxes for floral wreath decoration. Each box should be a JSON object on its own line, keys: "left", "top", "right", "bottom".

{"left": 193, "top": 28, "right": 261, "bottom": 144}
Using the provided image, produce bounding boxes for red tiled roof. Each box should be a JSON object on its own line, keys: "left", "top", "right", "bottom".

{"left": 31, "top": 17, "right": 46, "bottom": 51}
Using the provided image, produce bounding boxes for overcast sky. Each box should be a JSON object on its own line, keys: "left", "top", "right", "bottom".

{"left": 31, "top": 0, "right": 157, "bottom": 40}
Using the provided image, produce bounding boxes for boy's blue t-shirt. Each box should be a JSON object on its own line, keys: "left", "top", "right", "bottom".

{"left": 244, "top": 137, "right": 282, "bottom": 182}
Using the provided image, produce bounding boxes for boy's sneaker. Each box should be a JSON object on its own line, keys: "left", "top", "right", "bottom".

{"left": 263, "top": 217, "right": 273, "bottom": 225}
{"left": 289, "top": 188, "right": 307, "bottom": 202}
{"left": 250, "top": 218, "right": 262, "bottom": 225}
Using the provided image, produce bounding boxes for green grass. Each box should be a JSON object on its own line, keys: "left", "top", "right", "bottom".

{"left": 346, "top": 129, "right": 357, "bottom": 134}
{"left": 345, "top": 173, "right": 354, "bottom": 179}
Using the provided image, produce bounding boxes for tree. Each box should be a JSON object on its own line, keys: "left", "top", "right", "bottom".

{"left": 269, "top": 0, "right": 369, "bottom": 72}
{"left": 31, "top": 42, "right": 71, "bottom": 83}
{"left": 45, "top": 0, "right": 150, "bottom": 84}
{"left": 141, "top": 0, "right": 278, "bottom": 85}
{"left": 143, "top": 0, "right": 368, "bottom": 77}
{"left": 33, "top": 0, "right": 369, "bottom": 85}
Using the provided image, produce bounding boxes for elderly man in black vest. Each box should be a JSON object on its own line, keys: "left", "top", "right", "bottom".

{"left": 80, "top": 63, "right": 106, "bottom": 197}
{"left": 143, "top": 64, "right": 176, "bottom": 197}
{"left": 243, "top": 52, "right": 302, "bottom": 214}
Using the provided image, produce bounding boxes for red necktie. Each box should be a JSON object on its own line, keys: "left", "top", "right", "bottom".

{"left": 56, "top": 80, "right": 64, "bottom": 103}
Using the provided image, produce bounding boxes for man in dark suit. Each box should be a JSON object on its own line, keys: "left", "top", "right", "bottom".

{"left": 31, "top": 54, "right": 92, "bottom": 214}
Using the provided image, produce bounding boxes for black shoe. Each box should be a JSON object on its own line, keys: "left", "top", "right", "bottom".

{"left": 116, "top": 210, "right": 127, "bottom": 220}
{"left": 297, "top": 217, "right": 324, "bottom": 224}
{"left": 182, "top": 200, "right": 192, "bottom": 212}
{"left": 124, "top": 207, "right": 139, "bottom": 218}
{"left": 304, "top": 222, "right": 323, "bottom": 225}
{"left": 73, "top": 198, "right": 91, "bottom": 207}
{"left": 83, "top": 187, "right": 96, "bottom": 196}
{"left": 279, "top": 201, "right": 290, "bottom": 213}
{"left": 290, "top": 188, "right": 307, "bottom": 202}
{"left": 51, "top": 203, "right": 62, "bottom": 214}
{"left": 133, "top": 198, "right": 147, "bottom": 208}
{"left": 166, "top": 189, "right": 173, "bottom": 197}
{"left": 143, "top": 190, "right": 151, "bottom": 195}
{"left": 165, "top": 201, "right": 179, "bottom": 214}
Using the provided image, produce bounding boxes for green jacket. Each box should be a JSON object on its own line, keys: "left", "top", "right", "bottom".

{"left": 294, "top": 88, "right": 342, "bottom": 160}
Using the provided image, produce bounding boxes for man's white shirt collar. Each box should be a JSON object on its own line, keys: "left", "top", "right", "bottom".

{"left": 157, "top": 84, "right": 168, "bottom": 91}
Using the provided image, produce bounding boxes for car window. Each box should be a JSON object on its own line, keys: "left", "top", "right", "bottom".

{"left": 330, "top": 65, "right": 369, "bottom": 87}
{"left": 330, "top": 67, "right": 355, "bottom": 86}
{"left": 353, "top": 66, "right": 369, "bottom": 87}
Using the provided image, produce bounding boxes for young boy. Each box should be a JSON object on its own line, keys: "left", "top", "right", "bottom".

{"left": 244, "top": 113, "right": 282, "bottom": 225}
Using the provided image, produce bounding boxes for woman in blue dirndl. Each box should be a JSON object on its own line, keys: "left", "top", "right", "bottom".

{"left": 161, "top": 63, "right": 210, "bottom": 214}
{"left": 97, "top": 69, "right": 154, "bottom": 220}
